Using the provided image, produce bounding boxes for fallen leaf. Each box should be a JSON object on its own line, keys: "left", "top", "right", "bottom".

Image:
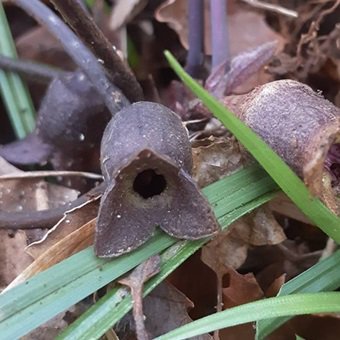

{"left": 202, "top": 228, "right": 248, "bottom": 272}
{"left": 222, "top": 266, "right": 264, "bottom": 308}
{"left": 0, "top": 230, "right": 32, "bottom": 290}
{"left": 233, "top": 206, "right": 287, "bottom": 246}
{"left": 4, "top": 218, "right": 95, "bottom": 291}
{"left": 265, "top": 273, "right": 286, "bottom": 297}
{"left": 0, "top": 157, "right": 78, "bottom": 287}
{"left": 218, "top": 267, "right": 264, "bottom": 340}
{"left": 192, "top": 136, "right": 244, "bottom": 187}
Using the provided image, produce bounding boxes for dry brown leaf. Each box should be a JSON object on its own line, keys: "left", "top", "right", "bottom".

{"left": 0, "top": 230, "right": 32, "bottom": 290}
{"left": 202, "top": 205, "right": 285, "bottom": 332}
{"left": 192, "top": 136, "right": 243, "bottom": 188}
{"left": 233, "top": 206, "right": 287, "bottom": 246}
{"left": 202, "top": 226, "right": 248, "bottom": 329}
{"left": 202, "top": 228, "right": 248, "bottom": 271}
{"left": 222, "top": 267, "right": 264, "bottom": 308}
{"left": 202, "top": 206, "right": 286, "bottom": 273}
{"left": 0, "top": 157, "right": 78, "bottom": 213}
{"left": 265, "top": 273, "right": 286, "bottom": 297}
{"left": 4, "top": 218, "right": 95, "bottom": 291}
{"left": 219, "top": 267, "right": 263, "bottom": 340}
{"left": 168, "top": 251, "right": 217, "bottom": 320}
{"left": 155, "top": 0, "right": 284, "bottom": 57}
{"left": 269, "top": 192, "right": 312, "bottom": 225}
{"left": 0, "top": 157, "right": 78, "bottom": 288}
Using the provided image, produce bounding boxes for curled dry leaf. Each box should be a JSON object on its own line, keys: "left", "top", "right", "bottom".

{"left": 119, "top": 255, "right": 161, "bottom": 340}
{"left": 192, "top": 136, "right": 244, "bottom": 188}
{"left": 155, "top": 0, "right": 284, "bottom": 57}
{"left": 95, "top": 102, "right": 218, "bottom": 258}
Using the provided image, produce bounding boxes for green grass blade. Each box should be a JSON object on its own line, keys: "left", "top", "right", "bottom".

{"left": 256, "top": 250, "right": 340, "bottom": 339}
{"left": 155, "top": 292, "right": 340, "bottom": 340}
{"left": 58, "top": 180, "right": 277, "bottom": 339}
{"left": 0, "top": 71, "right": 26, "bottom": 137}
{"left": 0, "top": 233, "right": 174, "bottom": 339}
{"left": 0, "top": 165, "right": 278, "bottom": 339}
{"left": 164, "top": 51, "right": 340, "bottom": 243}
{"left": 296, "top": 335, "right": 305, "bottom": 340}
{"left": 0, "top": 2, "right": 36, "bottom": 138}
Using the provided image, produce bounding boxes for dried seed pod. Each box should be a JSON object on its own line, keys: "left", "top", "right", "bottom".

{"left": 0, "top": 71, "right": 117, "bottom": 172}
{"left": 223, "top": 79, "right": 340, "bottom": 212}
{"left": 95, "top": 102, "right": 219, "bottom": 257}
{"left": 37, "top": 71, "right": 112, "bottom": 157}
{"left": 1, "top": 0, "right": 129, "bottom": 173}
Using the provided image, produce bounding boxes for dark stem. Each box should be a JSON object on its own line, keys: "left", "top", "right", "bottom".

{"left": 49, "top": 0, "right": 143, "bottom": 102}
{"left": 185, "top": 0, "right": 204, "bottom": 78}
{"left": 210, "top": 0, "right": 229, "bottom": 70}
{"left": 0, "top": 183, "right": 105, "bottom": 230}
{"left": 11, "top": 0, "right": 129, "bottom": 115}
{"left": 0, "top": 54, "right": 68, "bottom": 84}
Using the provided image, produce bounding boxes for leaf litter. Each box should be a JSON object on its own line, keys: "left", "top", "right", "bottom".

{"left": 0, "top": 0, "right": 339, "bottom": 339}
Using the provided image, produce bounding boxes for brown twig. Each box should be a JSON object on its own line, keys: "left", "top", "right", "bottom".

{"left": 11, "top": 0, "right": 129, "bottom": 115}
{"left": 0, "top": 183, "right": 105, "bottom": 230}
{"left": 49, "top": 0, "right": 143, "bottom": 102}
{"left": 0, "top": 54, "right": 67, "bottom": 83}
